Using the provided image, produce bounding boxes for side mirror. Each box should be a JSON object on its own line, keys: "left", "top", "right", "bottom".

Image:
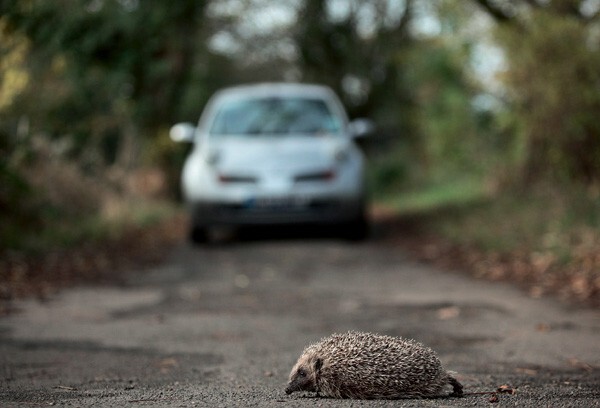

{"left": 170, "top": 123, "right": 196, "bottom": 143}
{"left": 348, "top": 118, "right": 374, "bottom": 139}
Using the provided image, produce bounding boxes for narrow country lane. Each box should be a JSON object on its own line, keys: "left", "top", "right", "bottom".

{"left": 1, "top": 230, "right": 599, "bottom": 407}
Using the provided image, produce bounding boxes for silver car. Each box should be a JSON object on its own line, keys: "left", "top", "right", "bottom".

{"left": 170, "top": 83, "right": 371, "bottom": 242}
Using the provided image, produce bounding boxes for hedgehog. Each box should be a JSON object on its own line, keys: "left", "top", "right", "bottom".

{"left": 285, "top": 331, "right": 463, "bottom": 399}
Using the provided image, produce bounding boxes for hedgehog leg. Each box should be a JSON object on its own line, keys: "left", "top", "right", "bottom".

{"left": 448, "top": 376, "right": 463, "bottom": 397}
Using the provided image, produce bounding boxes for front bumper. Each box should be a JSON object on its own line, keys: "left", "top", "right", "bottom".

{"left": 189, "top": 195, "right": 364, "bottom": 227}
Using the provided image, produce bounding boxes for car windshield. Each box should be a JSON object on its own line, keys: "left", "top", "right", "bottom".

{"left": 209, "top": 97, "right": 342, "bottom": 136}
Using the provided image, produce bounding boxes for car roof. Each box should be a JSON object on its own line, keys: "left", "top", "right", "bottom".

{"left": 212, "top": 82, "right": 337, "bottom": 100}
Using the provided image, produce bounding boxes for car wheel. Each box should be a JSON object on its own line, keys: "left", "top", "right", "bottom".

{"left": 189, "top": 225, "right": 208, "bottom": 244}
{"left": 341, "top": 213, "right": 369, "bottom": 241}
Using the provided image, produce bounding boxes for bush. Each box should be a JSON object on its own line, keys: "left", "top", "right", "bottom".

{"left": 496, "top": 10, "right": 600, "bottom": 183}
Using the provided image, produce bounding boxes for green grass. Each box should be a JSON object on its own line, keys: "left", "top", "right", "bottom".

{"left": 377, "top": 178, "right": 489, "bottom": 215}
{"left": 380, "top": 180, "right": 600, "bottom": 259}
{"left": 443, "top": 185, "right": 598, "bottom": 257}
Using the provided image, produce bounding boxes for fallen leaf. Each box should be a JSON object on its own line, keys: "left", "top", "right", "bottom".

{"left": 437, "top": 306, "right": 460, "bottom": 320}
{"left": 515, "top": 367, "right": 538, "bottom": 376}
{"left": 497, "top": 384, "right": 516, "bottom": 394}
{"left": 535, "top": 323, "right": 551, "bottom": 332}
{"left": 489, "top": 393, "right": 499, "bottom": 403}
{"left": 567, "top": 358, "right": 593, "bottom": 372}
{"left": 157, "top": 358, "right": 178, "bottom": 367}
{"left": 157, "top": 357, "right": 179, "bottom": 373}
{"left": 54, "top": 385, "right": 76, "bottom": 391}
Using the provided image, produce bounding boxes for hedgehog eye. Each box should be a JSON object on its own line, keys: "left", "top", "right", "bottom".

{"left": 297, "top": 369, "right": 306, "bottom": 377}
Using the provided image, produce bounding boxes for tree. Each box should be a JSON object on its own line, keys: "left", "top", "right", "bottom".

{"left": 294, "top": 0, "right": 415, "bottom": 120}
{"left": 474, "top": 0, "right": 600, "bottom": 183}
{"left": 1, "top": 0, "right": 224, "bottom": 167}
{"left": 474, "top": 0, "right": 600, "bottom": 24}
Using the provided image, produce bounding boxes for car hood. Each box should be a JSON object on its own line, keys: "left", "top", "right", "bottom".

{"left": 210, "top": 136, "right": 342, "bottom": 175}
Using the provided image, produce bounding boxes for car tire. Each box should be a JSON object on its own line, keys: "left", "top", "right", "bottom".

{"left": 189, "top": 225, "right": 208, "bottom": 244}
{"left": 341, "top": 213, "right": 369, "bottom": 241}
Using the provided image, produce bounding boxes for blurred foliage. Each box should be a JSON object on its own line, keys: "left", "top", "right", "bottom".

{"left": 476, "top": 0, "right": 600, "bottom": 184}
{"left": 0, "top": 19, "right": 28, "bottom": 110}
{"left": 369, "top": 1, "right": 503, "bottom": 195}
{"left": 0, "top": 137, "right": 42, "bottom": 250}
{"left": 295, "top": 0, "right": 415, "bottom": 120}
{"left": 406, "top": 39, "right": 485, "bottom": 183}
{"left": 496, "top": 10, "right": 600, "bottom": 183}
{"left": 0, "top": 0, "right": 222, "bottom": 251}
{"left": 1, "top": 0, "right": 223, "bottom": 159}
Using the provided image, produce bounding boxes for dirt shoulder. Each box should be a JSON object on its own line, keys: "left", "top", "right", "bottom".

{"left": 0, "top": 213, "right": 187, "bottom": 313}
{"left": 372, "top": 207, "right": 600, "bottom": 309}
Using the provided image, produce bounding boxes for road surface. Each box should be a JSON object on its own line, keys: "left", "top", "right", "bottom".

{"left": 1, "top": 227, "right": 599, "bottom": 406}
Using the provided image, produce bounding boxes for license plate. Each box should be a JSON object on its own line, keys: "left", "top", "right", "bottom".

{"left": 245, "top": 196, "right": 308, "bottom": 209}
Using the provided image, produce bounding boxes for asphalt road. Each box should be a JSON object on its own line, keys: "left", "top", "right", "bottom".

{"left": 1, "top": 226, "right": 599, "bottom": 407}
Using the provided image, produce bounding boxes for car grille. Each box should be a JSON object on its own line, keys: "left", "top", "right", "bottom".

{"left": 216, "top": 198, "right": 340, "bottom": 213}
{"left": 294, "top": 170, "right": 336, "bottom": 183}
{"left": 218, "top": 174, "right": 257, "bottom": 183}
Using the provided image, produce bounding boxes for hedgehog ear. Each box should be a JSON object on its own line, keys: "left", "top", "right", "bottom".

{"left": 314, "top": 358, "right": 323, "bottom": 371}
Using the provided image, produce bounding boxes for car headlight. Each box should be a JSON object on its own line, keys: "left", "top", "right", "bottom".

{"left": 294, "top": 169, "right": 336, "bottom": 183}
{"left": 333, "top": 146, "right": 351, "bottom": 163}
{"left": 205, "top": 149, "right": 221, "bottom": 166}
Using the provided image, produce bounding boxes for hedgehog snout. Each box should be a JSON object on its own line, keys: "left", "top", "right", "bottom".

{"left": 286, "top": 365, "right": 316, "bottom": 395}
{"left": 285, "top": 378, "right": 305, "bottom": 395}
